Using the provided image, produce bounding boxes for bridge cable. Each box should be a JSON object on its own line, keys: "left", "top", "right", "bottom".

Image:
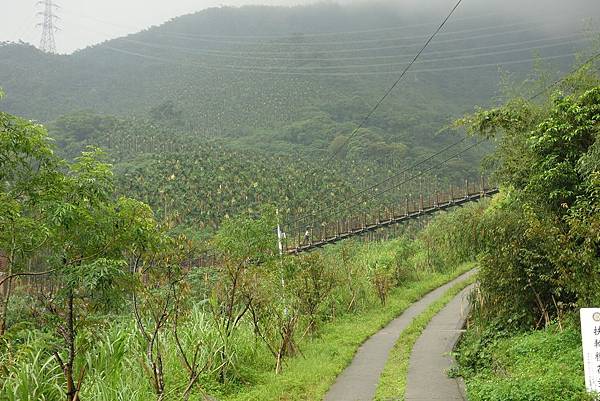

{"left": 529, "top": 51, "right": 600, "bottom": 100}
{"left": 287, "top": 136, "right": 467, "bottom": 227}
{"left": 312, "top": 51, "right": 600, "bottom": 225}
{"left": 310, "top": 139, "right": 485, "bottom": 226}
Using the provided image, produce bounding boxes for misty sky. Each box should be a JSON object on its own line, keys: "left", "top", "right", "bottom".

{"left": 2, "top": 0, "right": 357, "bottom": 53}
{"left": 1, "top": 0, "right": 598, "bottom": 54}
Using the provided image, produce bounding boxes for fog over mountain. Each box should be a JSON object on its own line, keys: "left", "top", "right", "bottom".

{"left": 3, "top": 0, "right": 599, "bottom": 53}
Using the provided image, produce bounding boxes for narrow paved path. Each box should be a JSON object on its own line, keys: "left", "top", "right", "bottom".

{"left": 404, "top": 285, "right": 473, "bottom": 401}
{"left": 323, "top": 270, "right": 475, "bottom": 401}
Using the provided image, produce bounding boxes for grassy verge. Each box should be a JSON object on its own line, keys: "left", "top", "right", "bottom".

{"left": 457, "top": 323, "right": 593, "bottom": 401}
{"left": 224, "top": 262, "right": 475, "bottom": 401}
{"left": 373, "top": 274, "right": 476, "bottom": 401}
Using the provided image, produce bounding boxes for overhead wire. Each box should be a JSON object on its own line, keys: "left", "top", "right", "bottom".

{"left": 162, "top": 18, "right": 561, "bottom": 47}
{"left": 110, "top": 34, "right": 589, "bottom": 70}
{"left": 100, "top": 44, "right": 578, "bottom": 77}
{"left": 59, "top": 9, "right": 501, "bottom": 41}
{"left": 528, "top": 50, "right": 600, "bottom": 99}
{"left": 290, "top": 49, "right": 600, "bottom": 231}
{"left": 109, "top": 31, "right": 587, "bottom": 63}
{"left": 121, "top": 24, "right": 578, "bottom": 57}
{"left": 325, "top": 0, "right": 461, "bottom": 162}
{"left": 63, "top": 8, "right": 589, "bottom": 58}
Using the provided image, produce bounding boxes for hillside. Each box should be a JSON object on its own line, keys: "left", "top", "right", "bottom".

{"left": 2, "top": 3, "right": 600, "bottom": 400}
{"left": 1, "top": 3, "right": 593, "bottom": 131}
{"left": 0, "top": 1, "right": 597, "bottom": 232}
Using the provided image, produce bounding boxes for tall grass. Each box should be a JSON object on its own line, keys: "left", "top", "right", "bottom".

{"left": 0, "top": 211, "right": 484, "bottom": 400}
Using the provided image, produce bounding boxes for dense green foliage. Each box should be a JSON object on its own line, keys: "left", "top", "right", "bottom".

{"left": 457, "top": 324, "right": 591, "bottom": 401}
{"left": 2, "top": 2, "right": 585, "bottom": 231}
{"left": 451, "top": 60, "right": 600, "bottom": 399}
{"left": 460, "top": 68, "right": 600, "bottom": 327}
{"left": 38, "top": 108, "right": 479, "bottom": 237}
{"left": 0, "top": 261, "right": 472, "bottom": 401}
{"left": 0, "top": 108, "right": 488, "bottom": 399}
{"left": 2, "top": 3, "right": 600, "bottom": 400}
{"left": 0, "top": 109, "right": 173, "bottom": 400}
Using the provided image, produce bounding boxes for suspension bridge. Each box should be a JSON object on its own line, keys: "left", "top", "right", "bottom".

{"left": 282, "top": 178, "right": 498, "bottom": 254}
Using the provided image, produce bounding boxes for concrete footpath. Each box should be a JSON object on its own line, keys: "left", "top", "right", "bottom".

{"left": 323, "top": 270, "right": 475, "bottom": 401}
{"left": 404, "top": 284, "right": 473, "bottom": 401}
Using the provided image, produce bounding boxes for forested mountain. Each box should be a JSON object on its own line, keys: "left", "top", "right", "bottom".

{"left": 1, "top": 2, "right": 594, "bottom": 128}
{"left": 0, "top": 1, "right": 598, "bottom": 232}
{"left": 2, "top": 3, "right": 600, "bottom": 399}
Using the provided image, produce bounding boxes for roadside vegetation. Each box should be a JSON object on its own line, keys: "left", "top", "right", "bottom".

{"left": 450, "top": 59, "right": 600, "bottom": 400}
{"left": 1, "top": 3, "right": 599, "bottom": 399}
{"left": 0, "top": 98, "right": 485, "bottom": 400}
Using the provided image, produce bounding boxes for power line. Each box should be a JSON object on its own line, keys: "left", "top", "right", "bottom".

{"left": 326, "top": 0, "right": 462, "bottom": 162}
{"left": 67, "top": 10, "right": 586, "bottom": 58}
{"left": 112, "top": 31, "right": 587, "bottom": 63}
{"left": 59, "top": 9, "right": 499, "bottom": 41}
{"left": 112, "top": 32, "right": 589, "bottom": 68}
{"left": 334, "top": 52, "right": 600, "bottom": 217}
{"left": 130, "top": 23, "right": 574, "bottom": 57}
{"left": 103, "top": 45, "right": 578, "bottom": 77}
{"left": 162, "top": 18, "right": 557, "bottom": 47}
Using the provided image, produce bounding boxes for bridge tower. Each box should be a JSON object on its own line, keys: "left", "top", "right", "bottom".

{"left": 37, "top": 0, "right": 59, "bottom": 53}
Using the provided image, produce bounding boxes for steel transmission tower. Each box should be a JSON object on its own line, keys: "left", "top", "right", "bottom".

{"left": 37, "top": 0, "right": 59, "bottom": 53}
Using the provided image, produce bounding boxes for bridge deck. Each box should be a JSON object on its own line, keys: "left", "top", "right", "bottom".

{"left": 286, "top": 188, "right": 499, "bottom": 254}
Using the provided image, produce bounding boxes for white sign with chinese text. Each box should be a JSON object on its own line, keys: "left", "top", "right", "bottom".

{"left": 581, "top": 308, "right": 600, "bottom": 393}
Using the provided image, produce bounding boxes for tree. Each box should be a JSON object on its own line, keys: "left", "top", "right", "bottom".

{"left": 457, "top": 76, "right": 600, "bottom": 327}
{"left": 0, "top": 111, "right": 57, "bottom": 336}
{"left": 290, "top": 253, "right": 335, "bottom": 334}
{"left": 211, "top": 208, "right": 278, "bottom": 379}
{"left": 149, "top": 101, "right": 183, "bottom": 123}
{"left": 38, "top": 148, "right": 159, "bottom": 401}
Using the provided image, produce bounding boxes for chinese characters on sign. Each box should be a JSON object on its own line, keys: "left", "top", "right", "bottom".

{"left": 581, "top": 308, "right": 600, "bottom": 393}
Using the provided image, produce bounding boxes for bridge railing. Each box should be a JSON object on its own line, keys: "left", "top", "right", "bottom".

{"left": 283, "top": 177, "right": 498, "bottom": 254}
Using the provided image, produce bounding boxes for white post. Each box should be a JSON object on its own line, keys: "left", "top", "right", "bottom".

{"left": 276, "top": 209, "right": 287, "bottom": 316}
{"left": 276, "top": 209, "right": 284, "bottom": 257}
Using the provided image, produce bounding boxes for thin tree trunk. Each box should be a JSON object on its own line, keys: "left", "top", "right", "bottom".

{"left": 0, "top": 275, "right": 12, "bottom": 336}
{"left": 65, "top": 288, "right": 78, "bottom": 401}
{"left": 0, "top": 246, "right": 15, "bottom": 337}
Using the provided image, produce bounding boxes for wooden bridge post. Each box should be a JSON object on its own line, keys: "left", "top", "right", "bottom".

{"left": 465, "top": 179, "right": 469, "bottom": 198}
{"left": 405, "top": 196, "right": 409, "bottom": 216}
{"left": 450, "top": 184, "right": 454, "bottom": 203}
{"left": 480, "top": 176, "right": 485, "bottom": 196}
{"left": 419, "top": 194, "right": 424, "bottom": 212}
